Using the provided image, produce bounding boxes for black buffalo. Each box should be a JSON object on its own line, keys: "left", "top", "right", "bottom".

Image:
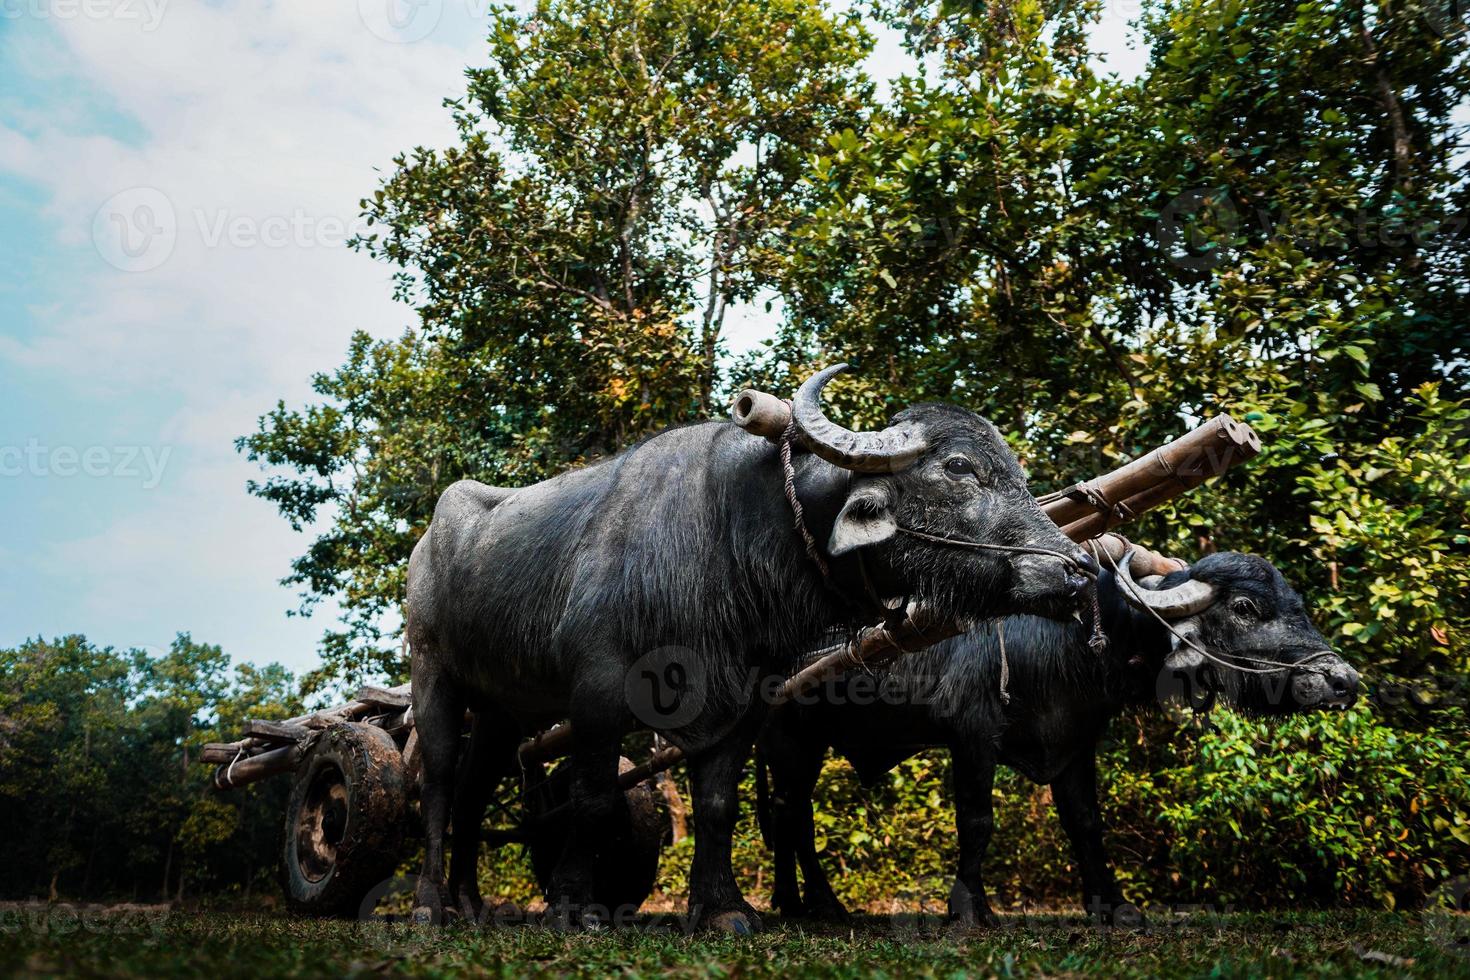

{"left": 405, "top": 365, "right": 1096, "bottom": 931}
{"left": 757, "top": 550, "right": 1360, "bottom": 926}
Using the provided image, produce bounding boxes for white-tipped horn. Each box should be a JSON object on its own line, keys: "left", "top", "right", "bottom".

{"left": 791, "top": 364, "right": 930, "bottom": 473}
{"left": 1116, "top": 548, "right": 1216, "bottom": 619}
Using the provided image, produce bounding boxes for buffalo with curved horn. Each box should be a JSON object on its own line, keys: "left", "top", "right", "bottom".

{"left": 757, "top": 549, "right": 1359, "bottom": 927}
{"left": 406, "top": 364, "right": 1095, "bottom": 932}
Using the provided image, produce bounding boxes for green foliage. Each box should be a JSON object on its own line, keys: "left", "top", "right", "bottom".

{"left": 1301, "top": 384, "right": 1470, "bottom": 685}
{"left": 0, "top": 635, "right": 300, "bottom": 902}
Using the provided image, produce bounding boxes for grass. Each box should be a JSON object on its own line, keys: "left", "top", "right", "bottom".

{"left": 1, "top": 906, "right": 1467, "bottom": 978}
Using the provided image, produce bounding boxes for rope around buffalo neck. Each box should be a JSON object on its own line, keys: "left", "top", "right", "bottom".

{"left": 996, "top": 621, "right": 1011, "bottom": 706}
{"left": 898, "top": 526, "right": 1109, "bottom": 655}
{"left": 897, "top": 526, "right": 1097, "bottom": 575}
{"left": 781, "top": 418, "right": 831, "bottom": 580}
{"left": 1098, "top": 544, "right": 1339, "bottom": 677}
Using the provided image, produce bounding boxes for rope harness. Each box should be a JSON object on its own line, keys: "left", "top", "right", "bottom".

{"left": 780, "top": 418, "right": 831, "bottom": 580}
{"left": 996, "top": 621, "right": 1010, "bottom": 706}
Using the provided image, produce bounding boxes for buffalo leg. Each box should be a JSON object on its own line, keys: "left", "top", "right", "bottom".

{"left": 761, "top": 721, "right": 845, "bottom": 919}
{"left": 1050, "top": 752, "right": 1139, "bottom": 927}
{"left": 687, "top": 710, "right": 765, "bottom": 933}
{"left": 546, "top": 693, "right": 630, "bottom": 928}
{"left": 447, "top": 710, "right": 520, "bottom": 922}
{"left": 411, "top": 646, "right": 466, "bottom": 924}
{"left": 949, "top": 745, "right": 1001, "bottom": 927}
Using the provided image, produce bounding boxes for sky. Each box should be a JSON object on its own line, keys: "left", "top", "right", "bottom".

{"left": 0, "top": 2, "right": 1147, "bottom": 677}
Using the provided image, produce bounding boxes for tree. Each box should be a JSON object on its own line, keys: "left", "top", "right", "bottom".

{"left": 770, "top": 0, "right": 1469, "bottom": 683}
{"left": 239, "top": 0, "right": 874, "bottom": 688}
{"left": 0, "top": 636, "right": 300, "bottom": 901}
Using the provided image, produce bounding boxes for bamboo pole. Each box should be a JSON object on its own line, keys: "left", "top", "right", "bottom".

{"left": 1038, "top": 415, "right": 1261, "bottom": 530}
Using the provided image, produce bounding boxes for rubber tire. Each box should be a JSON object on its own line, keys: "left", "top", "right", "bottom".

{"left": 525, "top": 757, "right": 669, "bottom": 914}
{"left": 281, "top": 722, "right": 409, "bottom": 917}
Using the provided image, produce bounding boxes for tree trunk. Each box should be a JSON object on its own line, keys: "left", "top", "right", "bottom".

{"left": 656, "top": 771, "right": 689, "bottom": 844}
{"left": 160, "top": 839, "right": 173, "bottom": 900}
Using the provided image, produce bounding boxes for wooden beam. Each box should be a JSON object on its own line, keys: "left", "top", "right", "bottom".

{"left": 243, "top": 719, "right": 311, "bottom": 745}
{"left": 354, "top": 685, "right": 411, "bottom": 710}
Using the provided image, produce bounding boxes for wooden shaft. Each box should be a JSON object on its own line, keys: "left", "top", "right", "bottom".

{"left": 771, "top": 606, "right": 962, "bottom": 709}
{"left": 1059, "top": 446, "right": 1252, "bottom": 541}
{"left": 518, "top": 724, "right": 575, "bottom": 766}
{"left": 1040, "top": 415, "right": 1260, "bottom": 529}
{"left": 731, "top": 389, "right": 792, "bottom": 441}
{"left": 616, "top": 745, "right": 687, "bottom": 789}
{"left": 202, "top": 683, "right": 413, "bottom": 765}
{"left": 211, "top": 743, "right": 300, "bottom": 789}
{"left": 1081, "top": 532, "right": 1187, "bottom": 578}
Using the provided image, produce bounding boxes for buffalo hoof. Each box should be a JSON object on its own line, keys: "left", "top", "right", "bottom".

{"left": 949, "top": 908, "right": 1002, "bottom": 930}
{"left": 412, "top": 881, "right": 448, "bottom": 927}
{"left": 706, "top": 907, "right": 763, "bottom": 935}
{"left": 803, "top": 898, "right": 852, "bottom": 923}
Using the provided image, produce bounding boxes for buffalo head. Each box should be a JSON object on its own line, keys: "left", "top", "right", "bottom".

{"left": 1119, "top": 551, "right": 1359, "bottom": 713}
{"left": 792, "top": 364, "right": 1096, "bottom": 626}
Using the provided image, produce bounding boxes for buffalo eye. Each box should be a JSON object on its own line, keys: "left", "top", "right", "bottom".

{"left": 944, "top": 456, "right": 975, "bottom": 478}
{"left": 1232, "top": 598, "right": 1260, "bottom": 619}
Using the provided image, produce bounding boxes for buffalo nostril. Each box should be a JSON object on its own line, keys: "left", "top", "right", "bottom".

{"left": 1075, "top": 551, "right": 1100, "bottom": 577}
{"left": 1065, "top": 573, "right": 1088, "bottom": 597}
{"left": 1331, "top": 677, "right": 1350, "bottom": 696}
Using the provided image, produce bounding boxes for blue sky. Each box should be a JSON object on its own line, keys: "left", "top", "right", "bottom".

{"left": 0, "top": 3, "right": 1146, "bottom": 677}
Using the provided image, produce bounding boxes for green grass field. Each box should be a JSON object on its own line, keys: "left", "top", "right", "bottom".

{"left": 2, "top": 907, "right": 1468, "bottom": 978}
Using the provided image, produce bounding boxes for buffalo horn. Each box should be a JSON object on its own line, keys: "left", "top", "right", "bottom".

{"left": 791, "top": 364, "right": 930, "bottom": 473}
{"left": 1116, "top": 548, "right": 1216, "bottom": 619}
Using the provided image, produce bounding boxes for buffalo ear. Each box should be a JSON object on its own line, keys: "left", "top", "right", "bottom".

{"left": 829, "top": 485, "right": 897, "bottom": 556}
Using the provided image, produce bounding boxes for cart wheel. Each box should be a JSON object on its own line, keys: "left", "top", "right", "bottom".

{"left": 525, "top": 757, "right": 669, "bottom": 914}
{"left": 281, "top": 722, "right": 408, "bottom": 917}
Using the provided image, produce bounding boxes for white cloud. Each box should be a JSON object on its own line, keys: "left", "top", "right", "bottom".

{"left": 0, "top": 4, "right": 487, "bottom": 671}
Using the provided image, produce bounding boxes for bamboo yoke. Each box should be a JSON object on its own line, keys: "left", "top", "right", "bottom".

{"left": 204, "top": 393, "right": 1262, "bottom": 791}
